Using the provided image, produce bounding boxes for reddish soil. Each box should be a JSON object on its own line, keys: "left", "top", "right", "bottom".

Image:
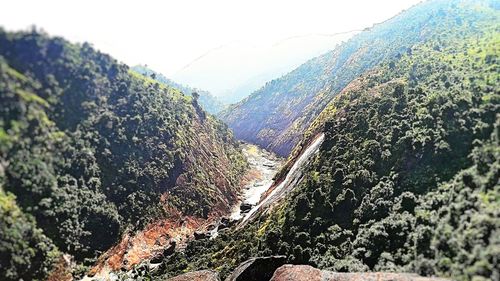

{"left": 89, "top": 155, "right": 261, "bottom": 277}
{"left": 89, "top": 211, "right": 207, "bottom": 277}
{"left": 46, "top": 255, "right": 73, "bottom": 281}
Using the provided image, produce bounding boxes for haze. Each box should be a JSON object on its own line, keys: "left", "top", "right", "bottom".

{"left": 1, "top": 0, "right": 422, "bottom": 100}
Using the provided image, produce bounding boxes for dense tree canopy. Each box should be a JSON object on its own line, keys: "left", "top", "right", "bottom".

{"left": 263, "top": 31, "right": 499, "bottom": 281}
{"left": 0, "top": 29, "right": 246, "bottom": 279}
{"left": 156, "top": 3, "right": 499, "bottom": 281}
{"left": 0, "top": 1, "right": 498, "bottom": 280}
{"left": 221, "top": 0, "right": 499, "bottom": 157}
{"left": 132, "top": 65, "right": 225, "bottom": 114}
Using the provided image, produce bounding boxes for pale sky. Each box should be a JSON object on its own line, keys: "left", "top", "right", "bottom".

{"left": 1, "top": 0, "right": 422, "bottom": 95}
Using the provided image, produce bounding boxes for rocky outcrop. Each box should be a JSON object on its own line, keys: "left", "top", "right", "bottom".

{"left": 270, "top": 265, "right": 322, "bottom": 281}
{"left": 225, "top": 256, "right": 287, "bottom": 281}
{"left": 239, "top": 133, "right": 325, "bottom": 226}
{"left": 240, "top": 202, "right": 253, "bottom": 213}
{"left": 270, "top": 265, "right": 451, "bottom": 281}
{"left": 166, "top": 264, "right": 450, "bottom": 281}
{"left": 218, "top": 217, "right": 232, "bottom": 230}
{"left": 167, "top": 270, "right": 220, "bottom": 281}
{"left": 150, "top": 240, "right": 176, "bottom": 263}
{"left": 193, "top": 230, "right": 210, "bottom": 240}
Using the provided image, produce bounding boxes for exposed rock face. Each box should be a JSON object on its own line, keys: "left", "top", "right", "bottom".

{"left": 218, "top": 217, "right": 231, "bottom": 230}
{"left": 193, "top": 230, "right": 209, "bottom": 240}
{"left": 165, "top": 265, "right": 450, "bottom": 281}
{"left": 270, "top": 265, "right": 451, "bottom": 281}
{"left": 270, "top": 265, "right": 322, "bottom": 281}
{"left": 150, "top": 240, "right": 176, "bottom": 263}
{"left": 225, "top": 256, "right": 287, "bottom": 281}
{"left": 240, "top": 202, "right": 253, "bottom": 213}
{"left": 167, "top": 270, "right": 220, "bottom": 281}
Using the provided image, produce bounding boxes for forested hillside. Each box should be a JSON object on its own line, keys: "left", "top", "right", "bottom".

{"left": 154, "top": 1, "right": 500, "bottom": 280}
{"left": 0, "top": 1, "right": 498, "bottom": 281}
{"left": 220, "top": 0, "right": 498, "bottom": 157}
{"left": 132, "top": 65, "right": 225, "bottom": 114}
{"left": 259, "top": 27, "right": 499, "bottom": 279}
{"left": 0, "top": 29, "right": 246, "bottom": 280}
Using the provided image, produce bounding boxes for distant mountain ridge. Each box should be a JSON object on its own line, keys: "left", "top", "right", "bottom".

{"left": 220, "top": 0, "right": 487, "bottom": 156}
{"left": 154, "top": 2, "right": 500, "bottom": 281}
{"left": 132, "top": 65, "right": 224, "bottom": 114}
{"left": 172, "top": 33, "right": 356, "bottom": 104}
{"left": 0, "top": 1, "right": 498, "bottom": 280}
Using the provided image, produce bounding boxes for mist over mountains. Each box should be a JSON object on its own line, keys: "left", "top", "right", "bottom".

{"left": 172, "top": 32, "right": 357, "bottom": 103}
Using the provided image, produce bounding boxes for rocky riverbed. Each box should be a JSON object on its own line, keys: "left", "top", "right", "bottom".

{"left": 230, "top": 143, "right": 282, "bottom": 220}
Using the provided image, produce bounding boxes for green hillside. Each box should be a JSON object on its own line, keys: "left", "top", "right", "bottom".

{"left": 220, "top": 0, "right": 499, "bottom": 157}
{"left": 0, "top": 1, "right": 498, "bottom": 280}
{"left": 155, "top": 2, "right": 500, "bottom": 280}
{"left": 0, "top": 29, "right": 246, "bottom": 280}
{"left": 131, "top": 65, "right": 225, "bottom": 114}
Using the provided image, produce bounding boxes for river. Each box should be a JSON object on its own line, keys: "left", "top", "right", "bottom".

{"left": 240, "top": 133, "right": 325, "bottom": 224}
{"left": 230, "top": 143, "right": 282, "bottom": 220}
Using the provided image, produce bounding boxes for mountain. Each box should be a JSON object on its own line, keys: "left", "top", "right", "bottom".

{"left": 220, "top": 0, "right": 499, "bottom": 157}
{"left": 1, "top": 1, "right": 499, "bottom": 280}
{"left": 131, "top": 65, "right": 225, "bottom": 114}
{"left": 172, "top": 33, "right": 356, "bottom": 104}
{"left": 146, "top": 1, "right": 499, "bottom": 281}
{"left": 0, "top": 29, "right": 247, "bottom": 280}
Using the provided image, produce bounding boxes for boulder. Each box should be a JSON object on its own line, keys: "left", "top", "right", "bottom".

{"left": 148, "top": 262, "right": 162, "bottom": 273}
{"left": 225, "top": 256, "right": 287, "bottom": 281}
{"left": 320, "top": 272, "right": 451, "bottom": 281}
{"left": 218, "top": 217, "right": 230, "bottom": 230}
{"left": 270, "top": 265, "right": 321, "bottom": 281}
{"left": 167, "top": 270, "right": 220, "bottom": 281}
{"left": 240, "top": 202, "right": 253, "bottom": 213}
{"left": 263, "top": 162, "right": 275, "bottom": 168}
{"left": 150, "top": 240, "right": 176, "bottom": 263}
{"left": 164, "top": 240, "right": 176, "bottom": 255}
{"left": 270, "top": 265, "right": 451, "bottom": 281}
{"left": 150, "top": 254, "right": 162, "bottom": 264}
{"left": 207, "top": 223, "right": 218, "bottom": 231}
{"left": 220, "top": 217, "right": 240, "bottom": 230}
{"left": 193, "top": 231, "right": 209, "bottom": 240}
{"left": 221, "top": 217, "right": 230, "bottom": 224}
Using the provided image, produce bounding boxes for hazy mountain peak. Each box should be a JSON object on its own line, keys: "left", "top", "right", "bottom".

{"left": 172, "top": 32, "right": 357, "bottom": 104}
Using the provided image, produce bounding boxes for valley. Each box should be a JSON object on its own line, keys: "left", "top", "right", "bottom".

{"left": 85, "top": 142, "right": 284, "bottom": 279}
{"left": 0, "top": 0, "right": 498, "bottom": 281}
{"left": 240, "top": 133, "right": 324, "bottom": 225}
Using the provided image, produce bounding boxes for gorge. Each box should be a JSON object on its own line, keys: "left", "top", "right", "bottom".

{"left": 0, "top": 0, "right": 498, "bottom": 281}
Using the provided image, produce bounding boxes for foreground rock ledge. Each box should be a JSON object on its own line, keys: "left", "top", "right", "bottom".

{"left": 226, "top": 256, "right": 287, "bottom": 281}
{"left": 166, "top": 270, "right": 220, "bottom": 281}
{"left": 270, "top": 265, "right": 451, "bottom": 281}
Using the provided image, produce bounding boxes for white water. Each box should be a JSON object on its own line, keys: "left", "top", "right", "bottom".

{"left": 230, "top": 144, "right": 282, "bottom": 220}
{"left": 241, "top": 133, "right": 325, "bottom": 224}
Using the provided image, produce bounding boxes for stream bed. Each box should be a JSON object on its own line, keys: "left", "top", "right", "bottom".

{"left": 230, "top": 143, "right": 282, "bottom": 220}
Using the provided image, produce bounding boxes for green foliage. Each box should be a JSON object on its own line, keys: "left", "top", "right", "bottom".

{"left": 0, "top": 28, "right": 246, "bottom": 279}
{"left": 0, "top": 188, "right": 58, "bottom": 281}
{"left": 221, "top": 0, "right": 500, "bottom": 157}
{"left": 0, "top": 57, "right": 122, "bottom": 262}
{"left": 154, "top": 223, "right": 263, "bottom": 280}
{"left": 132, "top": 65, "right": 225, "bottom": 114}
{"left": 411, "top": 134, "right": 500, "bottom": 280}
{"left": 254, "top": 22, "right": 499, "bottom": 281}
{"left": 161, "top": 3, "right": 499, "bottom": 281}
